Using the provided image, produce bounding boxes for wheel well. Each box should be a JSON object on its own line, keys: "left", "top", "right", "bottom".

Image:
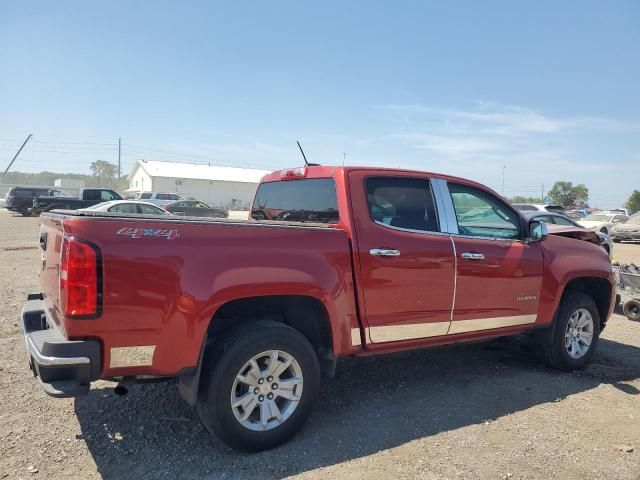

{"left": 564, "top": 277, "right": 612, "bottom": 326}
{"left": 208, "top": 295, "right": 334, "bottom": 363}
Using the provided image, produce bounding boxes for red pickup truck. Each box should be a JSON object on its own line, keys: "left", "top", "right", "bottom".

{"left": 22, "top": 165, "right": 614, "bottom": 452}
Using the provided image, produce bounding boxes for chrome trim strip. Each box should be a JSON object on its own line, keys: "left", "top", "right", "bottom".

{"left": 351, "top": 328, "right": 362, "bottom": 347}
{"left": 26, "top": 335, "right": 90, "bottom": 366}
{"left": 448, "top": 314, "right": 537, "bottom": 335}
{"left": 449, "top": 233, "right": 524, "bottom": 244}
{"left": 368, "top": 321, "right": 451, "bottom": 343}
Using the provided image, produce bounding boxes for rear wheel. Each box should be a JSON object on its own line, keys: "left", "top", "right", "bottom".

{"left": 623, "top": 299, "right": 640, "bottom": 321}
{"left": 541, "top": 291, "right": 600, "bottom": 370}
{"left": 197, "top": 321, "right": 321, "bottom": 452}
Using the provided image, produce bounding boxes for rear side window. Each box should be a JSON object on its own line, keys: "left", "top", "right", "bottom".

{"left": 108, "top": 203, "right": 138, "bottom": 214}
{"left": 251, "top": 178, "right": 339, "bottom": 223}
{"left": 157, "top": 193, "right": 180, "bottom": 200}
{"left": 365, "top": 177, "right": 439, "bottom": 232}
{"left": 140, "top": 192, "right": 152, "bottom": 199}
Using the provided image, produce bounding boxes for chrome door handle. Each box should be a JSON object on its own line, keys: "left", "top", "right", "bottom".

{"left": 370, "top": 248, "right": 401, "bottom": 257}
{"left": 461, "top": 252, "right": 485, "bottom": 260}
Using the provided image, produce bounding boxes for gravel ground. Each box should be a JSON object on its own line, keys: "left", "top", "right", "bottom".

{"left": 0, "top": 208, "right": 639, "bottom": 480}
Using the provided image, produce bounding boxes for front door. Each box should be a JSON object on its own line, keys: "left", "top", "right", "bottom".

{"left": 446, "top": 182, "right": 543, "bottom": 334}
{"left": 349, "top": 171, "right": 456, "bottom": 344}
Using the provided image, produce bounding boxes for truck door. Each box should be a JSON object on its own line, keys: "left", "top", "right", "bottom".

{"left": 445, "top": 182, "right": 543, "bottom": 334}
{"left": 349, "top": 171, "right": 455, "bottom": 344}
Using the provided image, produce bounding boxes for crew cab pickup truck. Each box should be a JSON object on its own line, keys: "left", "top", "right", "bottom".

{"left": 21, "top": 166, "right": 614, "bottom": 452}
{"left": 31, "top": 188, "right": 122, "bottom": 214}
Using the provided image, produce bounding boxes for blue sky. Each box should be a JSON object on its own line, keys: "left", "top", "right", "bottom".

{"left": 1, "top": 1, "right": 639, "bottom": 207}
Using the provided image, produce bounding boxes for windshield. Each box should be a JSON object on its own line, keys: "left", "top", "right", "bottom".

{"left": 627, "top": 215, "right": 640, "bottom": 225}
{"left": 583, "top": 214, "right": 613, "bottom": 222}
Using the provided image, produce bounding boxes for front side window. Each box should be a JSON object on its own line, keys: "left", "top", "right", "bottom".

{"left": 449, "top": 183, "right": 521, "bottom": 240}
{"left": 365, "top": 177, "right": 439, "bottom": 232}
{"left": 138, "top": 204, "right": 166, "bottom": 215}
{"left": 552, "top": 215, "right": 578, "bottom": 227}
{"left": 251, "top": 178, "right": 339, "bottom": 223}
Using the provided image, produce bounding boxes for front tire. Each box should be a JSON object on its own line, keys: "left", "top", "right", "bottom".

{"left": 541, "top": 291, "right": 600, "bottom": 370}
{"left": 197, "top": 321, "right": 321, "bottom": 452}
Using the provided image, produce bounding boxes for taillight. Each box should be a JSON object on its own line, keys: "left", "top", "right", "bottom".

{"left": 280, "top": 167, "right": 307, "bottom": 180}
{"left": 60, "top": 236, "right": 100, "bottom": 317}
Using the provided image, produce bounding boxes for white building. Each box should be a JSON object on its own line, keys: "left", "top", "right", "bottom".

{"left": 127, "top": 160, "right": 272, "bottom": 209}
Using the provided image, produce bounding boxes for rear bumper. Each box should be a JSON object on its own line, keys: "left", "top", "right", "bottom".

{"left": 21, "top": 293, "right": 101, "bottom": 397}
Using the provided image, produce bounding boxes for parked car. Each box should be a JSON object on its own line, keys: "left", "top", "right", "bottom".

{"left": 610, "top": 214, "right": 640, "bottom": 243}
{"left": 135, "top": 192, "right": 184, "bottom": 205}
{"left": 80, "top": 200, "right": 171, "bottom": 216}
{"left": 523, "top": 211, "right": 613, "bottom": 257}
{"left": 4, "top": 186, "right": 73, "bottom": 216}
{"left": 577, "top": 212, "right": 629, "bottom": 235}
{"left": 22, "top": 165, "right": 614, "bottom": 452}
{"left": 512, "top": 203, "right": 565, "bottom": 213}
{"left": 163, "top": 199, "right": 228, "bottom": 218}
{"left": 31, "top": 188, "right": 122, "bottom": 215}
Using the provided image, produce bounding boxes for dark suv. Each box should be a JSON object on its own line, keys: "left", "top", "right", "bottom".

{"left": 4, "top": 187, "right": 71, "bottom": 216}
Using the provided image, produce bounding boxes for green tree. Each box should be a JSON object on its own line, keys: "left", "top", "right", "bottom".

{"left": 89, "top": 160, "right": 118, "bottom": 188}
{"left": 625, "top": 190, "right": 640, "bottom": 215}
{"left": 547, "top": 181, "right": 589, "bottom": 207}
{"left": 509, "top": 195, "right": 543, "bottom": 204}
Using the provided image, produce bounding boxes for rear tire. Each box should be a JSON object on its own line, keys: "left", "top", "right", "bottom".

{"left": 197, "top": 320, "right": 321, "bottom": 452}
{"left": 623, "top": 299, "right": 640, "bottom": 321}
{"left": 541, "top": 291, "right": 600, "bottom": 371}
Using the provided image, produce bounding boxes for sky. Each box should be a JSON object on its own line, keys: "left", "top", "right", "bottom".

{"left": 1, "top": 1, "right": 639, "bottom": 207}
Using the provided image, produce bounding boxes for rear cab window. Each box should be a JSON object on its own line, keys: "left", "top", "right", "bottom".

{"left": 251, "top": 178, "right": 339, "bottom": 223}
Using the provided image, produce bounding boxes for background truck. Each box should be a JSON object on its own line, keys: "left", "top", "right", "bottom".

{"left": 4, "top": 186, "right": 73, "bottom": 216}
{"left": 31, "top": 187, "right": 122, "bottom": 214}
{"left": 22, "top": 165, "right": 614, "bottom": 452}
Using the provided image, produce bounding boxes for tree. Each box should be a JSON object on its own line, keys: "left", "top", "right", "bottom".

{"left": 509, "top": 195, "right": 543, "bottom": 204}
{"left": 626, "top": 190, "right": 640, "bottom": 215}
{"left": 547, "top": 181, "right": 589, "bottom": 207}
{"left": 89, "top": 160, "right": 118, "bottom": 188}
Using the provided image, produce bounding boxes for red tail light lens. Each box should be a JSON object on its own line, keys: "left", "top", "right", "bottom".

{"left": 60, "top": 236, "right": 100, "bottom": 317}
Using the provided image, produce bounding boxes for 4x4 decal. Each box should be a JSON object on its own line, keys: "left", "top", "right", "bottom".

{"left": 116, "top": 227, "right": 181, "bottom": 240}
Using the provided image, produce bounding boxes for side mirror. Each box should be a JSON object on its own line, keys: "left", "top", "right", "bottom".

{"left": 529, "top": 220, "right": 548, "bottom": 242}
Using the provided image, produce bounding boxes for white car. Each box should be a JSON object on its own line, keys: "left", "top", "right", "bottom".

{"left": 80, "top": 200, "right": 171, "bottom": 215}
{"left": 135, "top": 192, "right": 184, "bottom": 206}
{"left": 577, "top": 212, "right": 629, "bottom": 235}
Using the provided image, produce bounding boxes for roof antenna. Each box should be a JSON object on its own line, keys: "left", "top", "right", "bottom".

{"left": 297, "top": 140, "right": 320, "bottom": 166}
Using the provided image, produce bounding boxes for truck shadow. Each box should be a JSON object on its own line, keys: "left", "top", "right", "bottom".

{"left": 74, "top": 335, "right": 640, "bottom": 479}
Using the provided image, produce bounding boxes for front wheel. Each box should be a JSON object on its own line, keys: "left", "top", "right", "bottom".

{"left": 197, "top": 321, "right": 321, "bottom": 452}
{"left": 541, "top": 291, "right": 600, "bottom": 370}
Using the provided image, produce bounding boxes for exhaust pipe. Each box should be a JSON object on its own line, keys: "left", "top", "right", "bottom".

{"left": 114, "top": 376, "right": 135, "bottom": 396}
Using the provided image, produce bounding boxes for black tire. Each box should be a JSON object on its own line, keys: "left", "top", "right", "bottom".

{"left": 623, "top": 299, "right": 640, "bottom": 321}
{"left": 541, "top": 291, "right": 600, "bottom": 371}
{"left": 196, "top": 320, "right": 321, "bottom": 452}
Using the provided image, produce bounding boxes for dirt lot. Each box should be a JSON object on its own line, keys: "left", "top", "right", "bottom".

{"left": 0, "top": 208, "right": 638, "bottom": 480}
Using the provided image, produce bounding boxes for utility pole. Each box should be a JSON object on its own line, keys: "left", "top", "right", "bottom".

{"left": 342, "top": 152, "right": 347, "bottom": 166}
{"left": 541, "top": 183, "right": 544, "bottom": 203}
{"left": 2, "top": 134, "right": 32, "bottom": 178}
{"left": 501, "top": 165, "right": 506, "bottom": 196}
{"left": 117, "top": 137, "right": 122, "bottom": 187}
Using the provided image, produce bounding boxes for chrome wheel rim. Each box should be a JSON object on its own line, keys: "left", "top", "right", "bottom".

{"left": 230, "top": 350, "right": 303, "bottom": 431}
{"left": 564, "top": 308, "right": 594, "bottom": 359}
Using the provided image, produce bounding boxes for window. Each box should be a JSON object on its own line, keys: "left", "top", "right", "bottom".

{"left": 251, "top": 178, "right": 339, "bottom": 223}
{"left": 84, "top": 190, "right": 101, "bottom": 201}
{"left": 101, "top": 190, "right": 119, "bottom": 201}
{"left": 536, "top": 215, "right": 556, "bottom": 225}
{"left": 449, "top": 183, "right": 521, "bottom": 240}
{"left": 156, "top": 193, "right": 180, "bottom": 200}
{"left": 551, "top": 215, "right": 578, "bottom": 227}
{"left": 140, "top": 192, "right": 152, "bottom": 199}
{"left": 514, "top": 204, "right": 537, "bottom": 211}
{"left": 139, "top": 204, "right": 166, "bottom": 215}
{"left": 613, "top": 215, "right": 628, "bottom": 223}
{"left": 108, "top": 203, "right": 138, "bottom": 214}
{"left": 194, "top": 202, "right": 210, "bottom": 209}
{"left": 365, "top": 177, "right": 439, "bottom": 232}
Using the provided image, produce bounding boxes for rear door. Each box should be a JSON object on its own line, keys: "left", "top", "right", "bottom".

{"left": 349, "top": 171, "right": 455, "bottom": 344}
{"left": 446, "top": 182, "right": 543, "bottom": 334}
